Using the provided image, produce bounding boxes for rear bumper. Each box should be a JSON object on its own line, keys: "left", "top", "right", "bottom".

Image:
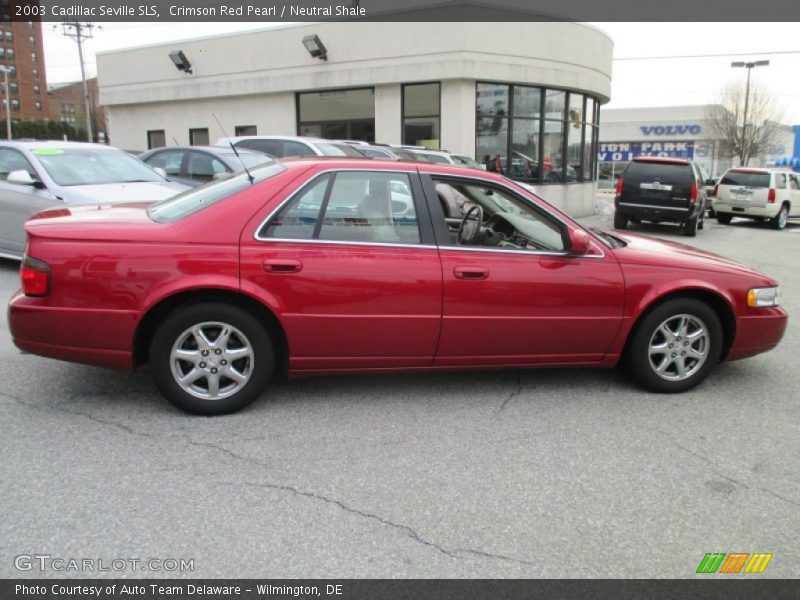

{"left": 713, "top": 200, "right": 779, "bottom": 219}
{"left": 615, "top": 199, "right": 700, "bottom": 222}
{"left": 727, "top": 307, "right": 788, "bottom": 361}
{"left": 8, "top": 291, "right": 137, "bottom": 371}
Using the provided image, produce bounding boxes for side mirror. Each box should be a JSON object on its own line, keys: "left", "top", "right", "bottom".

{"left": 7, "top": 170, "right": 37, "bottom": 186}
{"left": 568, "top": 228, "right": 590, "bottom": 255}
{"left": 152, "top": 167, "right": 167, "bottom": 178}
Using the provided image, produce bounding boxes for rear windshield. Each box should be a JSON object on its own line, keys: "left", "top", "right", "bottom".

{"left": 720, "top": 171, "right": 770, "bottom": 188}
{"left": 148, "top": 163, "right": 285, "bottom": 222}
{"left": 624, "top": 161, "right": 692, "bottom": 184}
{"left": 315, "top": 143, "right": 364, "bottom": 157}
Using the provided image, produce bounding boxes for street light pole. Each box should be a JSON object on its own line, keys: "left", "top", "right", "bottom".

{"left": 0, "top": 65, "right": 11, "bottom": 140}
{"left": 731, "top": 60, "right": 769, "bottom": 166}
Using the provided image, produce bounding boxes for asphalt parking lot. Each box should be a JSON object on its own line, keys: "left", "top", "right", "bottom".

{"left": 1, "top": 212, "right": 798, "bottom": 579}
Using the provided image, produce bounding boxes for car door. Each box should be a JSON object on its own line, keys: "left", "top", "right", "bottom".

{"left": 421, "top": 173, "right": 625, "bottom": 367}
{"left": 0, "top": 147, "right": 60, "bottom": 257}
{"left": 240, "top": 167, "right": 443, "bottom": 371}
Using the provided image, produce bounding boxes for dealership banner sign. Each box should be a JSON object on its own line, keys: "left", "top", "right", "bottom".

{"left": 598, "top": 142, "right": 695, "bottom": 163}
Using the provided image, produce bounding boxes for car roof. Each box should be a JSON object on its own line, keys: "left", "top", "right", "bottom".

{"left": 144, "top": 145, "right": 263, "bottom": 155}
{"left": 215, "top": 135, "right": 330, "bottom": 146}
{"left": 0, "top": 140, "right": 121, "bottom": 151}
{"left": 725, "top": 167, "right": 771, "bottom": 173}
{"left": 631, "top": 156, "right": 690, "bottom": 165}
{"left": 274, "top": 156, "right": 505, "bottom": 179}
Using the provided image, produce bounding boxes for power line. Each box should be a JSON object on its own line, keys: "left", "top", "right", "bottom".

{"left": 615, "top": 50, "right": 800, "bottom": 61}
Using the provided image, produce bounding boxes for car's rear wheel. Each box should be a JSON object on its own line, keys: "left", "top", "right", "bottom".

{"left": 682, "top": 214, "right": 698, "bottom": 237}
{"left": 614, "top": 211, "right": 628, "bottom": 230}
{"left": 771, "top": 204, "right": 788, "bottom": 230}
{"left": 149, "top": 302, "right": 274, "bottom": 415}
{"left": 716, "top": 212, "right": 732, "bottom": 225}
{"left": 625, "top": 298, "right": 722, "bottom": 393}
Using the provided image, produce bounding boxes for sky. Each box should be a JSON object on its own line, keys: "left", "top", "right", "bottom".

{"left": 41, "top": 21, "right": 800, "bottom": 124}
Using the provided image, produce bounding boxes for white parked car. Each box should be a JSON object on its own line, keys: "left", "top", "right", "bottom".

{"left": 712, "top": 167, "right": 800, "bottom": 229}
{"left": 215, "top": 136, "right": 364, "bottom": 158}
{"left": 0, "top": 141, "right": 188, "bottom": 259}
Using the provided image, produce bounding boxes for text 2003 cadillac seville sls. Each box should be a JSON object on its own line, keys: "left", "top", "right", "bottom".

{"left": 8, "top": 158, "right": 788, "bottom": 414}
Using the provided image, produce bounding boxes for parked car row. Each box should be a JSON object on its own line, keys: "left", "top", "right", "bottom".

{"left": 613, "top": 157, "right": 800, "bottom": 236}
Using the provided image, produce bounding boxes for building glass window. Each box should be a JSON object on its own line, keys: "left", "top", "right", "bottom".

{"left": 297, "top": 87, "right": 375, "bottom": 142}
{"left": 476, "top": 83, "right": 510, "bottom": 173}
{"left": 147, "top": 130, "right": 166, "bottom": 149}
{"left": 5, "top": 31, "right": 12, "bottom": 42}
{"left": 8, "top": 66, "right": 15, "bottom": 77}
{"left": 32, "top": 68, "right": 38, "bottom": 79}
{"left": 29, "top": 36, "right": 35, "bottom": 46}
{"left": 0, "top": 48, "right": 4, "bottom": 59}
{"left": 189, "top": 128, "right": 209, "bottom": 146}
{"left": 6, "top": 48, "right": 14, "bottom": 60}
{"left": 402, "top": 82, "right": 440, "bottom": 148}
{"left": 34, "top": 101, "right": 41, "bottom": 111}
{"left": 10, "top": 99, "right": 19, "bottom": 111}
{"left": 234, "top": 125, "right": 257, "bottom": 136}
{"left": 566, "top": 93, "right": 584, "bottom": 182}
{"left": 9, "top": 82, "right": 17, "bottom": 94}
{"left": 33, "top": 84, "right": 39, "bottom": 95}
{"left": 30, "top": 51, "right": 37, "bottom": 63}
{"left": 60, "top": 103, "right": 76, "bottom": 122}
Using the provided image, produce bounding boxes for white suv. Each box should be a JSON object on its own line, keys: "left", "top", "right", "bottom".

{"left": 713, "top": 168, "right": 800, "bottom": 230}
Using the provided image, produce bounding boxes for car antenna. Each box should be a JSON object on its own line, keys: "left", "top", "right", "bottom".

{"left": 212, "top": 112, "right": 254, "bottom": 185}
{"left": 171, "top": 136, "right": 179, "bottom": 146}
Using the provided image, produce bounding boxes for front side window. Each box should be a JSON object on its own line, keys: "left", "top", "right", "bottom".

{"left": 261, "top": 171, "right": 420, "bottom": 245}
{"left": 187, "top": 151, "right": 228, "bottom": 182}
{"left": 0, "top": 147, "right": 38, "bottom": 180}
{"left": 144, "top": 149, "right": 184, "bottom": 176}
{"left": 433, "top": 178, "right": 566, "bottom": 252}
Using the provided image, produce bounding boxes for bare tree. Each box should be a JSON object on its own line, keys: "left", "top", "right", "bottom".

{"left": 706, "top": 81, "right": 785, "bottom": 166}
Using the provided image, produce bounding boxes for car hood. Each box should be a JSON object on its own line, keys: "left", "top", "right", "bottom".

{"left": 55, "top": 181, "right": 187, "bottom": 205}
{"left": 608, "top": 229, "right": 765, "bottom": 278}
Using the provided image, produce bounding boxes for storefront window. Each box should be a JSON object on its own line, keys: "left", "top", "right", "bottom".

{"left": 476, "top": 83, "right": 599, "bottom": 184}
{"left": 297, "top": 87, "right": 375, "bottom": 142}
{"left": 402, "top": 83, "right": 440, "bottom": 148}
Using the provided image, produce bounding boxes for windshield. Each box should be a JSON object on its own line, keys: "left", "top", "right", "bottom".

{"left": 315, "top": 143, "right": 364, "bottom": 157}
{"left": 32, "top": 147, "right": 165, "bottom": 186}
{"left": 148, "top": 163, "right": 286, "bottom": 222}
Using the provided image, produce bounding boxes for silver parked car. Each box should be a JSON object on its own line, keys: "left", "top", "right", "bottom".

{"left": 0, "top": 141, "right": 188, "bottom": 259}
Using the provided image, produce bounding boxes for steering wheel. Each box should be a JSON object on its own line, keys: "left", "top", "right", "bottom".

{"left": 458, "top": 204, "right": 484, "bottom": 245}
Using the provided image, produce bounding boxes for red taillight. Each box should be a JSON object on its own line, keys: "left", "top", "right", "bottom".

{"left": 690, "top": 182, "right": 698, "bottom": 203}
{"left": 615, "top": 177, "right": 624, "bottom": 195}
{"left": 712, "top": 184, "right": 718, "bottom": 197}
{"left": 21, "top": 255, "right": 50, "bottom": 297}
{"left": 767, "top": 188, "right": 776, "bottom": 203}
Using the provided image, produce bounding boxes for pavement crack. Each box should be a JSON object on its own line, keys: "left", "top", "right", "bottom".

{"left": 226, "top": 480, "right": 534, "bottom": 567}
{"left": 1, "top": 391, "right": 153, "bottom": 437}
{"left": 495, "top": 371, "right": 522, "bottom": 416}
{"left": 187, "top": 439, "right": 272, "bottom": 468}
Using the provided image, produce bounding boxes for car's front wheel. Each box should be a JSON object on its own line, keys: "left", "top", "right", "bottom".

{"left": 682, "top": 214, "right": 698, "bottom": 237}
{"left": 625, "top": 298, "right": 722, "bottom": 393}
{"left": 149, "top": 302, "right": 274, "bottom": 415}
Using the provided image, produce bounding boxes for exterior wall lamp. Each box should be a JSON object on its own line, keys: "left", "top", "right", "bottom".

{"left": 302, "top": 35, "right": 328, "bottom": 61}
{"left": 169, "top": 50, "right": 193, "bottom": 74}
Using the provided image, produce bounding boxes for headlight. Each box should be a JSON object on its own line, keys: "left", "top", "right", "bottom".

{"left": 747, "top": 286, "right": 780, "bottom": 308}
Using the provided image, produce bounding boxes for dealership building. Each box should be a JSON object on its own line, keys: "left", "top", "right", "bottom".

{"left": 598, "top": 105, "right": 799, "bottom": 187}
{"left": 97, "top": 21, "right": 612, "bottom": 216}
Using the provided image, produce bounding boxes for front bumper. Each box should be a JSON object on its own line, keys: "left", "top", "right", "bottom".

{"left": 726, "top": 307, "right": 788, "bottom": 361}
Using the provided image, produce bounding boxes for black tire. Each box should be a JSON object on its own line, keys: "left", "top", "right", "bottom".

{"left": 624, "top": 298, "right": 722, "bottom": 394}
{"left": 149, "top": 302, "right": 274, "bottom": 415}
{"left": 629, "top": 216, "right": 641, "bottom": 224}
{"left": 613, "top": 211, "right": 628, "bottom": 230}
{"left": 716, "top": 212, "right": 732, "bottom": 225}
{"left": 770, "top": 204, "right": 789, "bottom": 230}
{"left": 682, "top": 214, "right": 698, "bottom": 237}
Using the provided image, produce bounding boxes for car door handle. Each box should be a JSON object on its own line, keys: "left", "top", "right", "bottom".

{"left": 262, "top": 259, "right": 303, "bottom": 274}
{"left": 453, "top": 266, "right": 489, "bottom": 280}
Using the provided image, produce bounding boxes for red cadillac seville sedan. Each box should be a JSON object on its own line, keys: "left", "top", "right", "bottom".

{"left": 8, "top": 158, "right": 788, "bottom": 414}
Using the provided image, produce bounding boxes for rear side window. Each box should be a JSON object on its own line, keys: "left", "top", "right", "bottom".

{"left": 623, "top": 161, "right": 692, "bottom": 185}
{"left": 775, "top": 173, "right": 787, "bottom": 189}
{"left": 261, "top": 171, "right": 421, "bottom": 245}
{"left": 720, "top": 171, "right": 770, "bottom": 188}
{"left": 237, "top": 139, "right": 283, "bottom": 156}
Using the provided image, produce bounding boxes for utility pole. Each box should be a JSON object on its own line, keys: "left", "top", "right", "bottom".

{"left": 60, "top": 22, "right": 94, "bottom": 143}
{"left": 731, "top": 60, "right": 769, "bottom": 166}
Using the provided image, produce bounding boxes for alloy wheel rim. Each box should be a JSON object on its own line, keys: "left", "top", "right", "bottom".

{"left": 648, "top": 314, "right": 709, "bottom": 382}
{"left": 170, "top": 321, "right": 254, "bottom": 400}
{"left": 779, "top": 208, "right": 787, "bottom": 229}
